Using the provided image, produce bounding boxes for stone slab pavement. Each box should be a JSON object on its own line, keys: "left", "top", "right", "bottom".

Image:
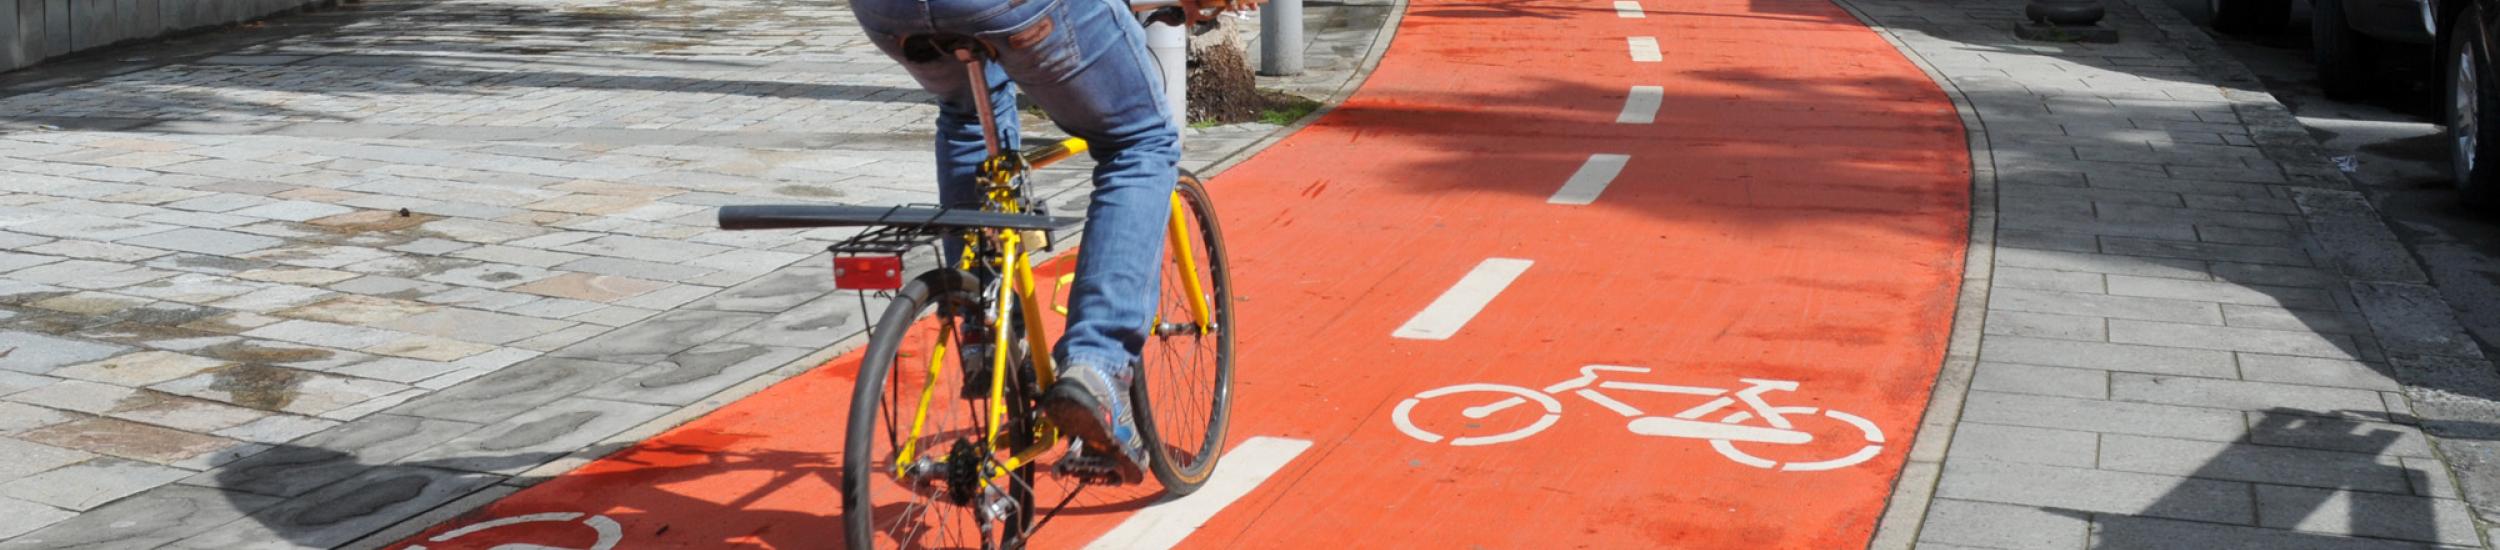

{"left": 1845, "top": 0, "right": 2500, "bottom": 548}
{"left": 0, "top": 0, "right": 1391, "bottom": 547}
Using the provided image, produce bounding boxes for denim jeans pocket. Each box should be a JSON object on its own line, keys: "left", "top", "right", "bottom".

{"left": 979, "top": 0, "right": 1084, "bottom": 81}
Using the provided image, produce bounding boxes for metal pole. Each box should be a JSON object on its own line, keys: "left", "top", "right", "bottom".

{"left": 1259, "top": 0, "right": 1303, "bottom": 76}
{"left": 1146, "top": 19, "right": 1188, "bottom": 145}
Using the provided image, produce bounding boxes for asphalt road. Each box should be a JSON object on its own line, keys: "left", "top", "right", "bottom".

{"left": 2205, "top": 11, "right": 2500, "bottom": 362}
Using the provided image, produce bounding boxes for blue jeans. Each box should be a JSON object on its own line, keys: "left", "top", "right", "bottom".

{"left": 854, "top": 0, "right": 1181, "bottom": 377}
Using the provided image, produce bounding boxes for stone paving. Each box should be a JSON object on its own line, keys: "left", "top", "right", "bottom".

{"left": 0, "top": 0, "right": 1389, "bottom": 547}
{"left": 1847, "top": 0, "right": 2500, "bottom": 548}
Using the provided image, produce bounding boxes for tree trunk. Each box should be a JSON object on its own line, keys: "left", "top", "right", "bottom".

{"left": 1184, "top": 16, "right": 1263, "bottom": 124}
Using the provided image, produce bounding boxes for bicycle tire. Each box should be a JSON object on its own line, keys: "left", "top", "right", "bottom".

{"left": 1132, "top": 171, "right": 1237, "bottom": 496}
{"left": 844, "top": 272, "right": 1035, "bottom": 550}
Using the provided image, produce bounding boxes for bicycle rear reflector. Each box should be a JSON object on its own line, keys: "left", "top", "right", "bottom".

{"left": 834, "top": 256, "right": 905, "bottom": 290}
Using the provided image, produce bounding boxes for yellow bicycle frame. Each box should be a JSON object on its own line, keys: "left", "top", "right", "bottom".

{"left": 888, "top": 136, "right": 1219, "bottom": 486}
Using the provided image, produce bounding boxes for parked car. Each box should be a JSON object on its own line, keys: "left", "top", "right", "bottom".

{"left": 2209, "top": 0, "right": 2500, "bottom": 205}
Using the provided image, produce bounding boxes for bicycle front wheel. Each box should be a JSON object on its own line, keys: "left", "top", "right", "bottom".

{"left": 1133, "top": 170, "right": 1237, "bottom": 496}
{"left": 844, "top": 272, "right": 1035, "bottom": 550}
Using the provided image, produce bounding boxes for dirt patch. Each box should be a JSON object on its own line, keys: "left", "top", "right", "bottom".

{"left": 207, "top": 364, "right": 305, "bottom": 411}
{"left": 197, "top": 341, "right": 335, "bottom": 365}
{"left": 1186, "top": 45, "right": 1319, "bottom": 125}
{"left": 308, "top": 209, "right": 440, "bottom": 235}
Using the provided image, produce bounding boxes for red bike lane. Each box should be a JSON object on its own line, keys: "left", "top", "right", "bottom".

{"left": 396, "top": 0, "right": 1969, "bottom": 546}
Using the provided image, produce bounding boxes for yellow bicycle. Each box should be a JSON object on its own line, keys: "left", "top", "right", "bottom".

{"left": 716, "top": 24, "right": 1235, "bottom": 550}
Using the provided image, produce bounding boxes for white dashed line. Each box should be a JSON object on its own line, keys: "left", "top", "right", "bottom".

{"left": 1628, "top": 36, "right": 1661, "bottom": 62}
{"left": 1393, "top": 258, "right": 1533, "bottom": 340}
{"left": 1617, "top": 86, "right": 1664, "bottom": 124}
{"left": 1614, "top": 0, "right": 1645, "bottom": 17}
{"left": 1549, "top": 154, "right": 1630, "bottom": 205}
{"left": 1083, "top": 437, "right": 1316, "bottom": 550}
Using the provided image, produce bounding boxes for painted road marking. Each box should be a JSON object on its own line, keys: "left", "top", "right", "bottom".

{"left": 1628, "top": 36, "right": 1661, "bottom": 62}
{"left": 1393, "top": 258, "right": 1533, "bottom": 340}
{"left": 1617, "top": 86, "right": 1664, "bottom": 124}
{"left": 1549, "top": 154, "right": 1630, "bottom": 205}
{"left": 1083, "top": 437, "right": 1316, "bottom": 550}
{"left": 1614, "top": 0, "right": 1645, "bottom": 18}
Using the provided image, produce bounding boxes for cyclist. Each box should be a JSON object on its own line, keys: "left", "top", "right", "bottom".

{"left": 849, "top": 0, "right": 1255, "bottom": 483}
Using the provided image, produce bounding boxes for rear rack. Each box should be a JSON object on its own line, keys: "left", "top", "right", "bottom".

{"left": 829, "top": 222, "right": 952, "bottom": 256}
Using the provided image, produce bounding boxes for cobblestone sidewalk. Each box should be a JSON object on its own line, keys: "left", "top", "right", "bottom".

{"left": 0, "top": 0, "right": 1390, "bottom": 547}
{"left": 1850, "top": 0, "right": 2500, "bottom": 548}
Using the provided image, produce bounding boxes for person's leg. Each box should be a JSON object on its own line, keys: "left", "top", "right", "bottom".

{"left": 969, "top": 0, "right": 1180, "bottom": 482}
{"left": 988, "top": 0, "right": 1180, "bottom": 378}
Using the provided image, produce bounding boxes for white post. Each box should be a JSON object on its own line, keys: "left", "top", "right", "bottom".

{"left": 1259, "top": 0, "right": 1302, "bottom": 76}
{"left": 1145, "top": 19, "right": 1187, "bottom": 145}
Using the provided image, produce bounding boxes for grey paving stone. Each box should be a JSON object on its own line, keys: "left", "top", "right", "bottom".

{"left": 0, "top": 496, "right": 76, "bottom": 541}
{"left": 0, "top": 332, "right": 127, "bottom": 374}
{"left": 115, "top": 228, "right": 289, "bottom": 256}
{"left": 149, "top": 366, "right": 408, "bottom": 417}
{"left": 1916, "top": 498, "right": 2090, "bottom": 550}
{"left": 5, "top": 380, "right": 135, "bottom": 415}
{"left": 1982, "top": 310, "right": 2106, "bottom": 341}
{"left": 224, "top": 201, "right": 355, "bottom": 223}
{"left": 1938, "top": 459, "right": 2255, "bottom": 525}
{"left": 2090, "top": 512, "right": 2457, "bottom": 550}
{"left": 579, "top": 343, "right": 808, "bottom": 406}
{"left": 2222, "top": 305, "right": 2369, "bottom": 335}
{"left": 0, "top": 485, "right": 283, "bottom": 549}
{"left": 6, "top": 215, "right": 177, "bottom": 242}
{"left": 212, "top": 415, "right": 340, "bottom": 445}
{"left": 402, "top": 397, "right": 671, "bottom": 474}
{"left": 553, "top": 235, "right": 730, "bottom": 263}
{"left": 1977, "top": 336, "right": 2238, "bottom": 378}
{"left": 2105, "top": 275, "right": 2333, "bottom": 309}
{"left": 2109, "top": 320, "right": 2360, "bottom": 360}
{"left": 1996, "top": 266, "right": 2108, "bottom": 293}
{"left": 0, "top": 437, "right": 96, "bottom": 479}
{"left": 0, "top": 457, "right": 190, "bottom": 511}
{"left": 2256, "top": 484, "right": 2480, "bottom": 546}
{"left": 2351, "top": 282, "right": 2484, "bottom": 360}
{"left": 1971, "top": 362, "right": 2110, "bottom": 399}
{"left": 2238, "top": 354, "right": 2401, "bottom": 391}
{"left": 555, "top": 255, "right": 717, "bottom": 282}
{"left": 1992, "top": 288, "right": 2224, "bottom": 325}
{"left": 0, "top": 402, "right": 75, "bottom": 435}
{"left": 681, "top": 268, "right": 831, "bottom": 313}
{"left": 2111, "top": 373, "right": 2390, "bottom": 416}
{"left": 184, "top": 414, "right": 478, "bottom": 498}
{"left": 1946, "top": 423, "right": 2099, "bottom": 468}
{"left": 2104, "top": 236, "right": 2312, "bottom": 267}
{"left": 241, "top": 320, "right": 408, "bottom": 351}
{"left": 1961, "top": 390, "right": 2247, "bottom": 441}
{"left": 171, "top": 465, "right": 497, "bottom": 549}
{"left": 549, "top": 309, "right": 770, "bottom": 363}
{"left": 2098, "top": 433, "right": 2411, "bottom": 493}
{"left": 390, "top": 357, "right": 641, "bottom": 424}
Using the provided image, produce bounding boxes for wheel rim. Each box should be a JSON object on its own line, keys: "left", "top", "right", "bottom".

{"left": 1141, "top": 178, "right": 1233, "bottom": 481}
{"left": 2459, "top": 46, "right": 2481, "bottom": 182}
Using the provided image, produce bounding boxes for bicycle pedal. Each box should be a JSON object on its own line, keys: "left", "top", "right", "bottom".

{"left": 1052, "top": 450, "right": 1124, "bottom": 484}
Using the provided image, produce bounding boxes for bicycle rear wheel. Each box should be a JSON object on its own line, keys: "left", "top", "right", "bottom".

{"left": 1133, "top": 171, "right": 1237, "bottom": 496}
{"left": 844, "top": 272, "right": 1036, "bottom": 550}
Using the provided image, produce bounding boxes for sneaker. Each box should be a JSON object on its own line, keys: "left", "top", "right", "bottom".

{"left": 1042, "top": 364, "right": 1149, "bottom": 483}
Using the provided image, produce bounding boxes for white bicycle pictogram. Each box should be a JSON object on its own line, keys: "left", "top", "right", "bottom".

{"left": 404, "top": 512, "right": 621, "bottom": 550}
{"left": 1392, "top": 365, "right": 1886, "bottom": 472}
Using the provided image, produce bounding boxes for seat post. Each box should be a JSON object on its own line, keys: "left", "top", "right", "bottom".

{"left": 956, "top": 49, "right": 1004, "bottom": 160}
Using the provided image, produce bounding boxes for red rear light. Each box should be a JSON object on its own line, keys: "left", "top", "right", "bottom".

{"left": 834, "top": 256, "right": 905, "bottom": 290}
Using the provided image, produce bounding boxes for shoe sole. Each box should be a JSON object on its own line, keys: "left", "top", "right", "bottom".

{"left": 1042, "top": 383, "right": 1146, "bottom": 484}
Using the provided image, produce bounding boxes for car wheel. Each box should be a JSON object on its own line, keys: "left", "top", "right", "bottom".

{"left": 2450, "top": 9, "right": 2500, "bottom": 207}
{"left": 2211, "top": 0, "right": 2291, "bottom": 35}
{"left": 2314, "top": 0, "right": 2381, "bottom": 100}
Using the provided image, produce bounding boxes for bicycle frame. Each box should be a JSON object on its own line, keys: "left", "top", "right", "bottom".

{"left": 886, "top": 51, "right": 1218, "bottom": 487}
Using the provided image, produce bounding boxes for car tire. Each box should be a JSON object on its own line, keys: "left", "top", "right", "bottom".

{"left": 2211, "top": 0, "right": 2291, "bottom": 35}
{"left": 2314, "top": 0, "right": 2380, "bottom": 100}
{"left": 2448, "top": 8, "right": 2500, "bottom": 207}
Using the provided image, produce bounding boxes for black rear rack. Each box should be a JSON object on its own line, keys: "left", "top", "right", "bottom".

{"left": 717, "top": 204, "right": 1078, "bottom": 232}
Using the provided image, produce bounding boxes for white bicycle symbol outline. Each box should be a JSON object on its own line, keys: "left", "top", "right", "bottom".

{"left": 1392, "top": 365, "right": 1887, "bottom": 472}
{"left": 404, "top": 512, "right": 621, "bottom": 550}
